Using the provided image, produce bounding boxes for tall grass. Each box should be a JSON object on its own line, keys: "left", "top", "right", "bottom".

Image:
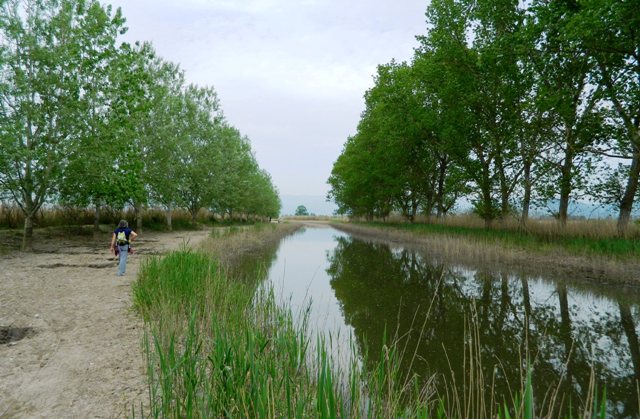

{"left": 0, "top": 202, "right": 248, "bottom": 231}
{"left": 376, "top": 213, "right": 640, "bottom": 240}
{"left": 364, "top": 219, "right": 640, "bottom": 259}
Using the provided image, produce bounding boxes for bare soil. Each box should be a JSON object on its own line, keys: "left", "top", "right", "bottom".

{"left": 0, "top": 228, "right": 211, "bottom": 418}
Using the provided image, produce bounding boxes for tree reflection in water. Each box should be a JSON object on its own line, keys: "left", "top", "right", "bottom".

{"left": 326, "top": 236, "right": 640, "bottom": 417}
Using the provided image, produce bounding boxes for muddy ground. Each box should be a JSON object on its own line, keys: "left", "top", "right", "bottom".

{"left": 0, "top": 228, "right": 211, "bottom": 418}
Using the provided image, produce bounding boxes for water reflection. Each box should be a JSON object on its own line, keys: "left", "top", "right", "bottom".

{"left": 326, "top": 235, "right": 640, "bottom": 417}
{"left": 225, "top": 231, "right": 286, "bottom": 284}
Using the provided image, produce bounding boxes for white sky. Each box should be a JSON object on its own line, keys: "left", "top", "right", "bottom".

{"left": 107, "top": 0, "right": 430, "bottom": 196}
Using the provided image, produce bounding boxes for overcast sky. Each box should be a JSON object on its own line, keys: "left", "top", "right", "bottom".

{"left": 107, "top": 0, "right": 429, "bottom": 197}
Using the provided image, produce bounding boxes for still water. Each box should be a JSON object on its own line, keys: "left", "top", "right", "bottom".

{"left": 262, "top": 226, "right": 640, "bottom": 417}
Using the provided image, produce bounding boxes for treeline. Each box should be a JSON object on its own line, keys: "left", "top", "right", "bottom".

{"left": 328, "top": 0, "right": 638, "bottom": 234}
{"left": 0, "top": 0, "right": 280, "bottom": 250}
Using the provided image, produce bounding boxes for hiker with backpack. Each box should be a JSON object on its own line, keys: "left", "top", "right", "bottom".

{"left": 110, "top": 220, "right": 138, "bottom": 277}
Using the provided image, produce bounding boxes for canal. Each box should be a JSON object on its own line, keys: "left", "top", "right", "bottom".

{"left": 259, "top": 225, "right": 640, "bottom": 417}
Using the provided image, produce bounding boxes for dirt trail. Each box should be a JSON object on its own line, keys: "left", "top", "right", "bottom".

{"left": 0, "top": 229, "right": 211, "bottom": 418}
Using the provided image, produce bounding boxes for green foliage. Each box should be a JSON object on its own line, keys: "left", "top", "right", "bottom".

{"left": 328, "top": 0, "right": 638, "bottom": 233}
{"left": 133, "top": 248, "right": 435, "bottom": 417}
{"left": 0, "top": 0, "right": 128, "bottom": 248}
{"left": 295, "top": 205, "right": 309, "bottom": 216}
{"left": 0, "top": 0, "right": 280, "bottom": 248}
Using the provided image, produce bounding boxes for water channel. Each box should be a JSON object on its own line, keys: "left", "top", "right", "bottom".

{"left": 257, "top": 225, "right": 640, "bottom": 417}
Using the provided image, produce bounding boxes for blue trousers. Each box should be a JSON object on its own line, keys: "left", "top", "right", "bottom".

{"left": 117, "top": 244, "right": 129, "bottom": 275}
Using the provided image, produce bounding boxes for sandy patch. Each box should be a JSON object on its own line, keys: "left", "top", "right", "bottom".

{"left": 0, "top": 229, "right": 211, "bottom": 418}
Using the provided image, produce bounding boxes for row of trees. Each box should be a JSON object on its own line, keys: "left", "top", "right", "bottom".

{"left": 0, "top": 0, "right": 281, "bottom": 250}
{"left": 328, "top": 0, "right": 639, "bottom": 234}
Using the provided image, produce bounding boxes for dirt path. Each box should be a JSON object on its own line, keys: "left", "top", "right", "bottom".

{"left": 0, "top": 229, "right": 211, "bottom": 418}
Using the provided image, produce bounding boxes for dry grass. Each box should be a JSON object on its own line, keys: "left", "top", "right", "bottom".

{"left": 0, "top": 203, "right": 225, "bottom": 232}
{"left": 282, "top": 215, "right": 348, "bottom": 222}
{"left": 198, "top": 223, "right": 303, "bottom": 269}
{"left": 363, "top": 214, "right": 640, "bottom": 240}
{"left": 330, "top": 222, "right": 640, "bottom": 285}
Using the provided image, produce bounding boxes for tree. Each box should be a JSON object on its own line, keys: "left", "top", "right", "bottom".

{"left": 141, "top": 57, "right": 187, "bottom": 230}
{"left": 57, "top": 4, "right": 134, "bottom": 231}
{"left": 566, "top": 0, "right": 640, "bottom": 234}
{"left": 0, "top": 0, "right": 126, "bottom": 249}
{"left": 295, "top": 205, "right": 309, "bottom": 216}
{"left": 108, "top": 41, "right": 157, "bottom": 232}
{"left": 531, "top": 0, "right": 606, "bottom": 227}
{"left": 176, "top": 85, "right": 225, "bottom": 221}
{"left": 418, "top": 0, "right": 505, "bottom": 227}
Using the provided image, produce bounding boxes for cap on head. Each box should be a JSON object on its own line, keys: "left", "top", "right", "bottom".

{"left": 118, "top": 219, "right": 128, "bottom": 228}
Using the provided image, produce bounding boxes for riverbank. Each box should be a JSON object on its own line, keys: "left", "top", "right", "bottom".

{"left": 0, "top": 227, "right": 212, "bottom": 417}
{"left": 330, "top": 222, "right": 640, "bottom": 285}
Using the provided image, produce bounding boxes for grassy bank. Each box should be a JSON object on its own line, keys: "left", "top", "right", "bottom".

{"left": 327, "top": 220, "right": 640, "bottom": 284}
{"left": 130, "top": 223, "right": 610, "bottom": 418}
{"left": 365, "top": 219, "right": 640, "bottom": 259}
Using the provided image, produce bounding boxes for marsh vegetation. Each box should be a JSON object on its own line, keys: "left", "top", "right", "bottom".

{"left": 132, "top": 224, "right": 639, "bottom": 417}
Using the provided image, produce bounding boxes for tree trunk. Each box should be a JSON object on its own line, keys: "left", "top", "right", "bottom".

{"left": 22, "top": 214, "right": 34, "bottom": 251}
{"left": 166, "top": 203, "right": 173, "bottom": 231}
{"left": 135, "top": 203, "right": 143, "bottom": 233}
{"left": 557, "top": 283, "right": 574, "bottom": 386}
{"left": 21, "top": 159, "right": 37, "bottom": 251}
{"left": 558, "top": 146, "right": 574, "bottom": 227}
{"left": 410, "top": 199, "right": 418, "bottom": 223}
{"left": 93, "top": 203, "right": 101, "bottom": 232}
{"left": 519, "top": 159, "right": 532, "bottom": 230}
{"left": 479, "top": 155, "right": 495, "bottom": 228}
{"left": 436, "top": 156, "right": 448, "bottom": 218}
{"left": 495, "top": 154, "right": 510, "bottom": 221}
{"left": 617, "top": 153, "right": 640, "bottom": 236}
{"left": 620, "top": 302, "right": 640, "bottom": 384}
{"left": 190, "top": 204, "right": 198, "bottom": 222}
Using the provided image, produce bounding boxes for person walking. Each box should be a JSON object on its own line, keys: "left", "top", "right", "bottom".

{"left": 110, "top": 220, "right": 138, "bottom": 277}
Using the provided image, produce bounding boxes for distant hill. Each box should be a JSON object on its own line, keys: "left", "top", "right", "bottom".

{"left": 280, "top": 195, "right": 338, "bottom": 216}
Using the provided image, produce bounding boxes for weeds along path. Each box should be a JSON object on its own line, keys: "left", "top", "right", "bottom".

{"left": 0, "top": 228, "right": 211, "bottom": 418}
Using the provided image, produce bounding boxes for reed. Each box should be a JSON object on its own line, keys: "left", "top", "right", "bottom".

{"left": 366, "top": 220, "right": 640, "bottom": 258}
{"left": 375, "top": 214, "right": 640, "bottom": 240}
{"left": 197, "top": 222, "right": 302, "bottom": 270}
{"left": 0, "top": 203, "right": 246, "bottom": 231}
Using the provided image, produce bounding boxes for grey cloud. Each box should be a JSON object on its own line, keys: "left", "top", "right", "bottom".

{"left": 109, "top": 0, "right": 429, "bottom": 195}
